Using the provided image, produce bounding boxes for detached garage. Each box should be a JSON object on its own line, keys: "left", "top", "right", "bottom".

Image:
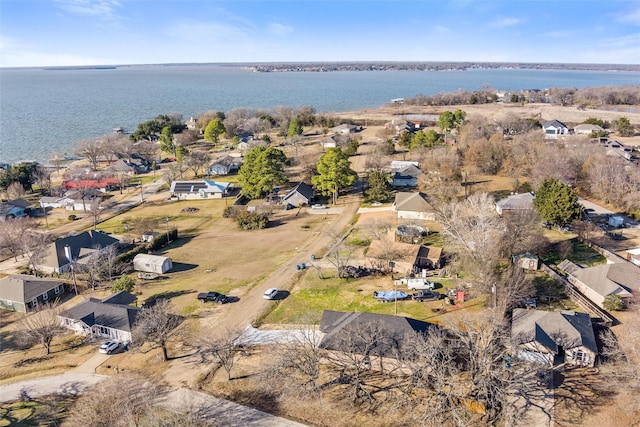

{"left": 133, "top": 254, "right": 173, "bottom": 274}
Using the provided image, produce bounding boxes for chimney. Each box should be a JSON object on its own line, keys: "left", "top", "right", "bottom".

{"left": 64, "top": 245, "right": 73, "bottom": 262}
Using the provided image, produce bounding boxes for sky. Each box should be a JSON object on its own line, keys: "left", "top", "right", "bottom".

{"left": 0, "top": 0, "right": 639, "bottom": 68}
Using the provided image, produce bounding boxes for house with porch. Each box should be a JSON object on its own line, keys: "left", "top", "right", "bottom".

{"left": 511, "top": 308, "right": 598, "bottom": 367}
{"left": 0, "top": 275, "right": 68, "bottom": 312}
{"left": 58, "top": 292, "right": 140, "bottom": 342}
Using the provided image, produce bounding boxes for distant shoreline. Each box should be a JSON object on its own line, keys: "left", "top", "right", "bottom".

{"left": 2, "top": 61, "right": 639, "bottom": 73}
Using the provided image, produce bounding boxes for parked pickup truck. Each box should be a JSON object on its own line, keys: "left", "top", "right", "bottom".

{"left": 197, "top": 291, "right": 229, "bottom": 304}
{"left": 411, "top": 290, "right": 441, "bottom": 302}
{"left": 394, "top": 278, "right": 435, "bottom": 290}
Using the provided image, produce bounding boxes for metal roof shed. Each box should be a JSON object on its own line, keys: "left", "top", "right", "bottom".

{"left": 133, "top": 254, "right": 173, "bottom": 274}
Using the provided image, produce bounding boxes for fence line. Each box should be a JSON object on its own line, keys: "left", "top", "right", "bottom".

{"left": 540, "top": 263, "right": 617, "bottom": 326}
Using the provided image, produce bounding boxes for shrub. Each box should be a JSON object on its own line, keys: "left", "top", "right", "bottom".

{"left": 603, "top": 294, "right": 624, "bottom": 311}
{"left": 68, "top": 214, "right": 77, "bottom": 221}
{"left": 112, "top": 274, "right": 135, "bottom": 293}
{"left": 235, "top": 211, "right": 269, "bottom": 229}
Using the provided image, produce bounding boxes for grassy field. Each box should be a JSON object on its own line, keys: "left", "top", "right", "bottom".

{"left": 0, "top": 395, "right": 75, "bottom": 427}
{"left": 262, "top": 268, "right": 487, "bottom": 326}
{"left": 540, "top": 239, "right": 607, "bottom": 267}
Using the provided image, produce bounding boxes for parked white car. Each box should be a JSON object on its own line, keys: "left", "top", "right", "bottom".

{"left": 311, "top": 204, "right": 327, "bottom": 209}
{"left": 99, "top": 340, "right": 121, "bottom": 354}
{"left": 263, "top": 288, "right": 279, "bottom": 300}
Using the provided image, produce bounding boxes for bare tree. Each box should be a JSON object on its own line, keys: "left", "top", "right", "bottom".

{"left": 66, "top": 372, "right": 167, "bottom": 427}
{"left": 18, "top": 303, "right": 65, "bottom": 355}
{"left": 132, "top": 299, "right": 182, "bottom": 361}
{"left": 0, "top": 218, "right": 31, "bottom": 261}
{"left": 184, "top": 150, "right": 211, "bottom": 177}
{"left": 7, "top": 181, "right": 26, "bottom": 199}
{"left": 269, "top": 317, "right": 323, "bottom": 397}
{"left": 21, "top": 228, "right": 52, "bottom": 275}
{"left": 439, "top": 192, "right": 507, "bottom": 291}
{"left": 75, "top": 137, "right": 103, "bottom": 170}
{"left": 502, "top": 210, "right": 549, "bottom": 258}
{"left": 199, "top": 329, "right": 240, "bottom": 381}
{"left": 323, "top": 229, "right": 357, "bottom": 279}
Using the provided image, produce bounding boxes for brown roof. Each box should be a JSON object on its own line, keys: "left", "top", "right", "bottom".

{"left": 393, "top": 192, "right": 434, "bottom": 213}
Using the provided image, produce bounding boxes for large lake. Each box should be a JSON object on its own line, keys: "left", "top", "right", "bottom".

{"left": 1, "top": 64, "right": 638, "bottom": 164}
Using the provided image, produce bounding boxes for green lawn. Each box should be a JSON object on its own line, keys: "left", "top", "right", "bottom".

{"left": 541, "top": 239, "right": 606, "bottom": 267}
{"left": 262, "top": 270, "right": 484, "bottom": 325}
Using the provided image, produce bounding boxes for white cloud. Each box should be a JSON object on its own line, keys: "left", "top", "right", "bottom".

{"left": 433, "top": 25, "right": 451, "bottom": 34}
{"left": 541, "top": 30, "right": 575, "bottom": 38}
{"left": 489, "top": 16, "right": 523, "bottom": 28}
{"left": 164, "top": 20, "right": 250, "bottom": 44}
{"left": 55, "top": 0, "right": 121, "bottom": 19}
{"left": 613, "top": 6, "right": 640, "bottom": 25}
{"left": 267, "top": 22, "right": 293, "bottom": 37}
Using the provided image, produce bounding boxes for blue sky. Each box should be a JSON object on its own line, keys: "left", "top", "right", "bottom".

{"left": 1, "top": 0, "right": 639, "bottom": 67}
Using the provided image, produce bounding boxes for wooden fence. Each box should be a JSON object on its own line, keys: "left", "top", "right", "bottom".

{"left": 540, "top": 263, "right": 617, "bottom": 326}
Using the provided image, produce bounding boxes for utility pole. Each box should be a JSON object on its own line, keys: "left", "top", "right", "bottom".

{"left": 165, "top": 216, "right": 170, "bottom": 244}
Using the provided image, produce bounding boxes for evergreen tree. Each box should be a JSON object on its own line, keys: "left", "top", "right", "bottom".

{"left": 159, "top": 126, "right": 175, "bottom": 156}
{"left": 287, "top": 118, "right": 304, "bottom": 138}
{"left": 238, "top": 147, "right": 288, "bottom": 199}
{"left": 312, "top": 148, "right": 358, "bottom": 205}
{"left": 533, "top": 178, "right": 581, "bottom": 226}
{"left": 204, "top": 119, "right": 226, "bottom": 143}
{"left": 365, "top": 170, "right": 391, "bottom": 203}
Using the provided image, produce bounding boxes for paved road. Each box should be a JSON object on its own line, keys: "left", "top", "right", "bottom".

{"left": 0, "top": 355, "right": 306, "bottom": 426}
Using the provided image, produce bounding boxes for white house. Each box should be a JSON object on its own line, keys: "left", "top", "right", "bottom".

{"left": 133, "top": 253, "right": 173, "bottom": 274}
{"left": 573, "top": 123, "right": 605, "bottom": 135}
{"left": 542, "top": 119, "right": 570, "bottom": 139}
{"left": 58, "top": 292, "right": 140, "bottom": 343}
{"left": 169, "top": 180, "right": 232, "bottom": 200}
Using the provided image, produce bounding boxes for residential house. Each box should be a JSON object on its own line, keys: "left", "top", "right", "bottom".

{"left": 542, "top": 119, "right": 570, "bottom": 139}
{"left": 185, "top": 116, "right": 197, "bottom": 131}
{"left": 331, "top": 124, "right": 358, "bottom": 135}
{"left": 495, "top": 192, "right": 535, "bottom": 215}
{"left": 282, "top": 182, "right": 314, "bottom": 207}
{"left": 319, "top": 135, "right": 339, "bottom": 149}
{"left": 0, "top": 275, "right": 67, "bottom": 312}
{"left": 366, "top": 231, "right": 439, "bottom": 275}
{"left": 62, "top": 178, "right": 120, "bottom": 193}
{"left": 58, "top": 292, "right": 140, "bottom": 342}
{"left": 209, "top": 156, "right": 242, "bottom": 176}
{"left": 391, "top": 164, "right": 423, "bottom": 187}
{"left": 390, "top": 160, "right": 420, "bottom": 169}
{"left": 319, "top": 310, "right": 438, "bottom": 360}
{"left": 557, "top": 260, "right": 636, "bottom": 308}
{"left": 511, "top": 308, "right": 598, "bottom": 367}
{"left": 40, "top": 189, "right": 102, "bottom": 212}
{"left": 393, "top": 192, "right": 436, "bottom": 221}
{"left": 0, "top": 198, "right": 31, "bottom": 221}
{"left": 574, "top": 123, "right": 605, "bottom": 135}
{"left": 106, "top": 159, "right": 136, "bottom": 176}
{"left": 625, "top": 248, "right": 640, "bottom": 267}
{"left": 36, "top": 230, "right": 120, "bottom": 274}
{"left": 169, "top": 180, "right": 232, "bottom": 200}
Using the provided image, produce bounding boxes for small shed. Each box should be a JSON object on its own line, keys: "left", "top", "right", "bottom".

{"left": 608, "top": 216, "right": 625, "bottom": 228}
{"left": 133, "top": 254, "right": 172, "bottom": 274}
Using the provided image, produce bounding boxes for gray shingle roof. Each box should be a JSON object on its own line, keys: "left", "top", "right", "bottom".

{"left": 319, "top": 310, "right": 437, "bottom": 357}
{"left": 62, "top": 297, "right": 140, "bottom": 333}
{"left": 39, "top": 230, "right": 120, "bottom": 269}
{"left": 512, "top": 308, "right": 598, "bottom": 354}
{"left": 393, "top": 192, "right": 434, "bottom": 213}
{"left": 496, "top": 192, "right": 535, "bottom": 211}
{"left": 0, "top": 275, "right": 66, "bottom": 303}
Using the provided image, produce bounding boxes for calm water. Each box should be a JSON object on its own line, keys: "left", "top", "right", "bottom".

{"left": 1, "top": 64, "right": 639, "bottom": 164}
